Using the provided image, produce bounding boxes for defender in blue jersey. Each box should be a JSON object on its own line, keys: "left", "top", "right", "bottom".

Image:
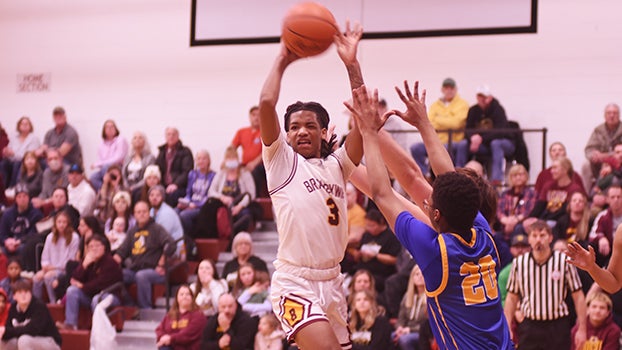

{"left": 345, "top": 81, "right": 514, "bottom": 350}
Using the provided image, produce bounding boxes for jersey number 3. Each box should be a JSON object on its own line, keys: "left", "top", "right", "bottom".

{"left": 459, "top": 255, "right": 499, "bottom": 305}
{"left": 326, "top": 198, "right": 340, "bottom": 226}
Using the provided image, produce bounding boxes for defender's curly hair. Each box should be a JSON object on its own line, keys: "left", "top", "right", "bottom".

{"left": 283, "top": 101, "right": 336, "bottom": 158}
{"left": 432, "top": 172, "right": 482, "bottom": 231}
{"left": 456, "top": 167, "right": 497, "bottom": 226}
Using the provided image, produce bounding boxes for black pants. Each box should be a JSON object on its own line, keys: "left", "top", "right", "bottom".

{"left": 517, "top": 317, "right": 571, "bottom": 350}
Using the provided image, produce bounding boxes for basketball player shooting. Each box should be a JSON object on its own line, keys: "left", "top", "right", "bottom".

{"left": 258, "top": 22, "right": 364, "bottom": 350}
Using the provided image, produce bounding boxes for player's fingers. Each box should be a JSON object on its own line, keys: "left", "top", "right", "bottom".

{"left": 413, "top": 81, "right": 419, "bottom": 99}
{"left": 404, "top": 80, "right": 413, "bottom": 100}
{"left": 395, "top": 86, "right": 408, "bottom": 104}
{"left": 421, "top": 89, "right": 427, "bottom": 105}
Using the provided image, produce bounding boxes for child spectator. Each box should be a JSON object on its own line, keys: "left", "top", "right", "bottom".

{"left": 237, "top": 270, "right": 271, "bottom": 318}
{"left": 106, "top": 216, "right": 127, "bottom": 252}
{"left": 0, "top": 258, "right": 25, "bottom": 302}
{"left": 155, "top": 284, "right": 206, "bottom": 350}
{"left": 571, "top": 292, "right": 621, "bottom": 350}
{"left": 190, "top": 259, "right": 227, "bottom": 317}
{"left": 232, "top": 262, "right": 255, "bottom": 299}
{"left": 254, "top": 313, "right": 285, "bottom": 350}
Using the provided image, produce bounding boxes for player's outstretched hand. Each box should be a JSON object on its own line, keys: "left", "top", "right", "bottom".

{"left": 335, "top": 20, "right": 363, "bottom": 65}
{"left": 565, "top": 241, "right": 597, "bottom": 272}
{"left": 388, "top": 80, "right": 428, "bottom": 128}
{"left": 344, "top": 85, "right": 387, "bottom": 133}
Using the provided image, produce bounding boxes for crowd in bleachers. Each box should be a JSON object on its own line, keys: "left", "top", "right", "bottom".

{"left": 0, "top": 91, "right": 621, "bottom": 349}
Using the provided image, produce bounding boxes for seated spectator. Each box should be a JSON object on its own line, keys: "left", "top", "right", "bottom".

{"left": 89, "top": 119, "right": 128, "bottom": 192}
{"left": 352, "top": 209, "right": 402, "bottom": 293}
{"left": 207, "top": 146, "right": 257, "bottom": 235}
{"left": 15, "top": 151, "right": 43, "bottom": 198}
{"left": 237, "top": 269, "right": 271, "bottom": 318}
{"left": 254, "top": 313, "right": 285, "bottom": 350}
{"left": 76, "top": 216, "right": 106, "bottom": 261}
{"left": 0, "top": 184, "right": 43, "bottom": 258}
{"left": 497, "top": 164, "right": 537, "bottom": 241}
{"left": 190, "top": 259, "right": 227, "bottom": 317}
{"left": 221, "top": 232, "right": 268, "bottom": 288}
{"left": 393, "top": 265, "right": 428, "bottom": 350}
{"left": 570, "top": 292, "right": 621, "bottom": 350}
{"left": 37, "top": 106, "right": 83, "bottom": 167}
{"left": 0, "top": 279, "right": 61, "bottom": 350}
{"left": 155, "top": 284, "right": 207, "bottom": 350}
{"left": 553, "top": 191, "right": 592, "bottom": 243}
{"left": 349, "top": 289, "right": 394, "bottom": 350}
{"left": 593, "top": 142, "right": 622, "bottom": 195}
{"left": 177, "top": 150, "right": 215, "bottom": 236}
{"left": 132, "top": 164, "right": 161, "bottom": 205}
{"left": 94, "top": 165, "right": 125, "bottom": 223}
{"left": 156, "top": 127, "right": 193, "bottom": 207}
{"left": 113, "top": 201, "right": 176, "bottom": 309}
{"left": 105, "top": 216, "right": 127, "bottom": 252}
{"left": 231, "top": 105, "right": 267, "bottom": 198}
{"left": 149, "top": 185, "right": 184, "bottom": 258}
{"left": 0, "top": 116, "right": 40, "bottom": 188}
{"left": 529, "top": 157, "right": 586, "bottom": 224}
{"left": 589, "top": 184, "right": 622, "bottom": 267}
{"left": 0, "top": 259, "right": 25, "bottom": 302}
{"left": 104, "top": 190, "right": 135, "bottom": 233}
{"left": 382, "top": 248, "right": 416, "bottom": 318}
{"left": 122, "top": 131, "right": 155, "bottom": 192}
{"left": 231, "top": 263, "right": 256, "bottom": 298}
{"left": 33, "top": 211, "right": 80, "bottom": 303}
{"left": 67, "top": 163, "right": 96, "bottom": 217}
{"left": 31, "top": 149, "right": 69, "bottom": 209}
{"left": 56, "top": 234, "right": 122, "bottom": 331}
{"left": 535, "top": 141, "right": 585, "bottom": 195}
{"left": 346, "top": 269, "right": 377, "bottom": 306}
{"left": 201, "top": 293, "right": 257, "bottom": 350}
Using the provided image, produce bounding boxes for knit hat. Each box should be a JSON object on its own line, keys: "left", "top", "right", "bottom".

{"left": 112, "top": 191, "right": 131, "bottom": 204}
{"left": 143, "top": 165, "right": 161, "bottom": 180}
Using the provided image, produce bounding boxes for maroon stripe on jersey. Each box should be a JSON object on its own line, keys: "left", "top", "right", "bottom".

{"left": 329, "top": 153, "right": 344, "bottom": 171}
{"left": 269, "top": 154, "right": 298, "bottom": 196}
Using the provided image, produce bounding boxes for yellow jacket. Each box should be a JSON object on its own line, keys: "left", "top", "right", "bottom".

{"left": 427, "top": 94, "right": 469, "bottom": 143}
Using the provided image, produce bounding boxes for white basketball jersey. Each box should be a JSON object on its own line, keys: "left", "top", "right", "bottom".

{"left": 263, "top": 134, "right": 356, "bottom": 269}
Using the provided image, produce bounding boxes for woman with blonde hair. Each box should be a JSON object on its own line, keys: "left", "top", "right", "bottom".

{"left": 349, "top": 289, "right": 394, "bottom": 350}
{"left": 122, "top": 131, "right": 155, "bottom": 192}
{"left": 347, "top": 269, "right": 376, "bottom": 305}
{"left": 553, "top": 191, "right": 592, "bottom": 244}
{"left": 393, "top": 265, "right": 427, "bottom": 350}
{"left": 222, "top": 232, "right": 268, "bottom": 288}
{"left": 497, "top": 163, "right": 537, "bottom": 240}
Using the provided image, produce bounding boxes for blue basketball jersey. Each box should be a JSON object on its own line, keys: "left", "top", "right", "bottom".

{"left": 395, "top": 212, "right": 514, "bottom": 350}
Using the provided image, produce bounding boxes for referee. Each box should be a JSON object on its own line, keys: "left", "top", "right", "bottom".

{"left": 504, "top": 220, "right": 587, "bottom": 350}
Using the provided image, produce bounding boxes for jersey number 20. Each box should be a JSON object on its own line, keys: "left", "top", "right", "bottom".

{"left": 459, "top": 255, "right": 498, "bottom": 305}
{"left": 326, "top": 198, "right": 340, "bottom": 226}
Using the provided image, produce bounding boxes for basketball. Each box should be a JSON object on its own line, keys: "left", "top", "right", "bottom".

{"left": 281, "top": 2, "right": 337, "bottom": 58}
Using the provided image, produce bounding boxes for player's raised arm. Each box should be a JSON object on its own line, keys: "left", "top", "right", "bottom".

{"left": 335, "top": 21, "right": 364, "bottom": 165}
{"left": 567, "top": 224, "right": 622, "bottom": 293}
{"left": 258, "top": 44, "right": 299, "bottom": 147}
{"left": 345, "top": 86, "right": 403, "bottom": 232}
{"left": 391, "top": 81, "right": 455, "bottom": 176}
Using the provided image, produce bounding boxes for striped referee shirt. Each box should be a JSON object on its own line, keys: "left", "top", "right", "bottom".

{"left": 506, "top": 250, "right": 582, "bottom": 321}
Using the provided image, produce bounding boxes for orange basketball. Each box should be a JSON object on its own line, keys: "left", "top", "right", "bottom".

{"left": 281, "top": 2, "right": 337, "bottom": 58}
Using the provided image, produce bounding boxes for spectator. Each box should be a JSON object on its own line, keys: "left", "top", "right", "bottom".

{"left": 582, "top": 103, "right": 622, "bottom": 191}
{"left": 208, "top": 146, "right": 257, "bottom": 235}
{"left": 31, "top": 149, "right": 69, "bottom": 209}
{"left": 122, "top": 131, "right": 155, "bottom": 192}
{"left": 75, "top": 216, "right": 105, "bottom": 261}
{"left": 0, "top": 116, "right": 40, "bottom": 188}
{"left": 231, "top": 263, "right": 256, "bottom": 298}
{"left": 37, "top": 106, "right": 83, "bottom": 167}
{"left": 254, "top": 313, "right": 285, "bottom": 350}
{"left": 56, "top": 234, "right": 122, "bottom": 330}
{"left": 553, "top": 191, "right": 592, "bottom": 244}
{"left": 535, "top": 142, "right": 585, "bottom": 196}
{"left": 177, "top": 149, "right": 215, "bottom": 236}
{"left": 382, "top": 248, "right": 415, "bottom": 319}
{"left": 113, "top": 201, "right": 176, "bottom": 309}
{"left": 33, "top": 211, "right": 80, "bottom": 303}
{"left": 505, "top": 220, "right": 586, "bottom": 349}
{"left": 89, "top": 119, "right": 128, "bottom": 191}
{"left": 94, "top": 165, "right": 125, "bottom": 223}
{"left": 149, "top": 185, "right": 184, "bottom": 258}
{"left": 15, "top": 151, "right": 43, "bottom": 198}
{"left": 0, "top": 183, "right": 43, "bottom": 258}
{"left": 462, "top": 85, "right": 515, "bottom": 184}
{"left": 497, "top": 164, "right": 537, "bottom": 241}
{"left": 105, "top": 216, "right": 127, "bottom": 252}
{"left": 410, "top": 77, "right": 469, "bottom": 178}
{"left": 103, "top": 190, "right": 135, "bottom": 233}
{"left": 231, "top": 105, "right": 267, "bottom": 198}
{"left": 594, "top": 142, "right": 622, "bottom": 194}
{"left": 498, "top": 233, "right": 530, "bottom": 306}
{"left": 0, "top": 259, "right": 26, "bottom": 302}
{"left": 352, "top": 209, "right": 402, "bottom": 293}
{"left": 346, "top": 269, "right": 377, "bottom": 307}
{"left": 132, "top": 164, "right": 161, "bottom": 206}
{"left": 237, "top": 269, "right": 271, "bottom": 318}
{"left": 201, "top": 293, "right": 257, "bottom": 350}
{"left": 222, "top": 232, "right": 268, "bottom": 288}
{"left": 570, "top": 292, "right": 621, "bottom": 350}
{"left": 155, "top": 284, "right": 207, "bottom": 350}
{"left": 67, "top": 163, "right": 96, "bottom": 217}
{"left": 190, "top": 259, "right": 227, "bottom": 317}
{"left": 0, "top": 279, "right": 61, "bottom": 349}
{"left": 393, "top": 265, "right": 428, "bottom": 350}
{"left": 155, "top": 127, "right": 193, "bottom": 207}
{"left": 589, "top": 184, "right": 622, "bottom": 267}
{"left": 349, "top": 289, "right": 394, "bottom": 350}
